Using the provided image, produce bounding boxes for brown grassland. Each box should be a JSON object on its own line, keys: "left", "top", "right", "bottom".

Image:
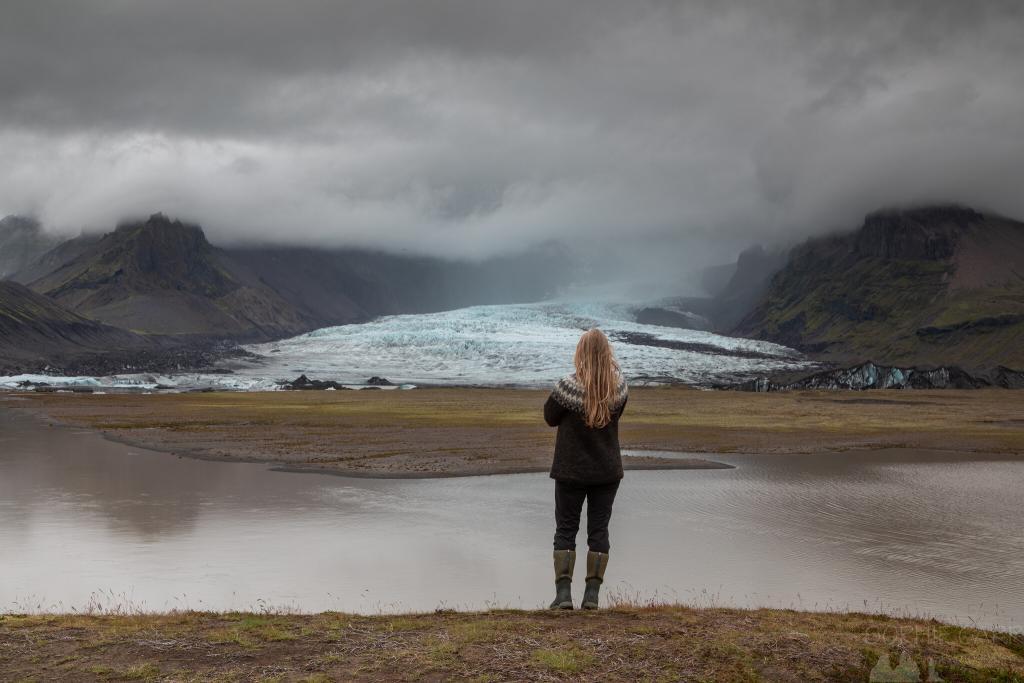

{"left": 10, "top": 386, "right": 1024, "bottom": 477}
{"left": 2, "top": 606, "right": 1023, "bottom": 682}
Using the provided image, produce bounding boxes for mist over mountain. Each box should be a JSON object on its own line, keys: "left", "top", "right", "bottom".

{"left": 0, "top": 217, "right": 60, "bottom": 280}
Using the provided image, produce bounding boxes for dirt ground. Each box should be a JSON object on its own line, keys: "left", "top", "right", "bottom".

{"left": 6, "top": 386, "right": 1023, "bottom": 477}
{"left": 2, "top": 606, "right": 1022, "bottom": 682}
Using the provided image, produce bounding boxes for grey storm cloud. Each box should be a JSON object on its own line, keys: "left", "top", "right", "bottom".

{"left": 2, "top": 0, "right": 1023, "bottom": 269}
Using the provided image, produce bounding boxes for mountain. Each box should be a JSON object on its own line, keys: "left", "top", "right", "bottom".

{"left": 23, "top": 214, "right": 310, "bottom": 338}
{"left": 9, "top": 231, "right": 101, "bottom": 285}
{"left": 734, "top": 206, "right": 1024, "bottom": 369}
{"left": 0, "top": 216, "right": 61, "bottom": 279}
{"left": 14, "top": 213, "right": 572, "bottom": 342}
{"left": 0, "top": 280, "right": 146, "bottom": 372}
{"left": 225, "top": 242, "right": 569, "bottom": 323}
{"left": 699, "top": 261, "right": 737, "bottom": 299}
{"left": 708, "top": 245, "right": 790, "bottom": 330}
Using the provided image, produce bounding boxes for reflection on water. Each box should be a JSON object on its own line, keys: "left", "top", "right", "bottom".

{"left": 1, "top": 404, "right": 1022, "bottom": 629}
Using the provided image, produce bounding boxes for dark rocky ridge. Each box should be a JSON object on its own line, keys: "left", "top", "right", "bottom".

{"left": 853, "top": 206, "right": 981, "bottom": 260}
{"left": 0, "top": 280, "right": 145, "bottom": 365}
{"left": 0, "top": 280, "right": 247, "bottom": 375}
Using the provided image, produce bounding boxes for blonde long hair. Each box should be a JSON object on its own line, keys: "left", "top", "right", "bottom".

{"left": 573, "top": 328, "right": 620, "bottom": 429}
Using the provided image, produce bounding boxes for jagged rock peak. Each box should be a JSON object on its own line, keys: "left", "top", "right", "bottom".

{"left": 1, "top": 214, "right": 42, "bottom": 231}
{"left": 114, "top": 212, "right": 205, "bottom": 237}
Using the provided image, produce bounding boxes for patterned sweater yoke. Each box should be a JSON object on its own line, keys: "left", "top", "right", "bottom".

{"left": 550, "top": 372, "right": 629, "bottom": 415}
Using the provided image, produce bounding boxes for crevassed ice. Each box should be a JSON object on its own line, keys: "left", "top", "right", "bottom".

{"left": 0, "top": 301, "right": 814, "bottom": 391}
{"left": 242, "top": 301, "right": 811, "bottom": 387}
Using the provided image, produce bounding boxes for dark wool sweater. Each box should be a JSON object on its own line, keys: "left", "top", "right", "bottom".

{"left": 544, "top": 372, "right": 629, "bottom": 485}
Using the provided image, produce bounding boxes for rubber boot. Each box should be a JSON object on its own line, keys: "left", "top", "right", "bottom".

{"left": 549, "top": 549, "right": 575, "bottom": 610}
{"left": 581, "top": 551, "right": 608, "bottom": 610}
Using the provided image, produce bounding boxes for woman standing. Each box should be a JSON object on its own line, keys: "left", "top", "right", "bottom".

{"left": 544, "top": 328, "right": 628, "bottom": 610}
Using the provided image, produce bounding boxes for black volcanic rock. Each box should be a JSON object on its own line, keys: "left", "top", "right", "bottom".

{"left": 725, "top": 361, "right": 1023, "bottom": 391}
{"left": 281, "top": 374, "right": 350, "bottom": 390}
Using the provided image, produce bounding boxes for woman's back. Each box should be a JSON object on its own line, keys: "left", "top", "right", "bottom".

{"left": 544, "top": 372, "right": 628, "bottom": 484}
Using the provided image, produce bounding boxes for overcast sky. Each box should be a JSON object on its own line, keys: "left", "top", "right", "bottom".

{"left": 2, "top": 0, "right": 1023, "bottom": 268}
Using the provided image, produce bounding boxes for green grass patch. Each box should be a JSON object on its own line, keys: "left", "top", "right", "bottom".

{"left": 531, "top": 646, "right": 596, "bottom": 673}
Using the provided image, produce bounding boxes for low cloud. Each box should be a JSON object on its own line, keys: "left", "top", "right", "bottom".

{"left": 1, "top": 1, "right": 1023, "bottom": 277}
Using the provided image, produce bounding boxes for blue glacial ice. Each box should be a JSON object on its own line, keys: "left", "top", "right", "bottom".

{"left": 0, "top": 301, "right": 815, "bottom": 391}
{"left": 239, "top": 301, "right": 812, "bottom": 387}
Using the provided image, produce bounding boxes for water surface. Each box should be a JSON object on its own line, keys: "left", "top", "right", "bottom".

{"left": 1, "top": 405, "right": 1021, "bottom": 630}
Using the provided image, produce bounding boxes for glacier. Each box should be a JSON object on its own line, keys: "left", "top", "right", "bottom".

{"left": 0, "top": 301, "right": 815, "bottom": 391}
{"left": 239, "top": 301, "right": 812, "bottom": 387}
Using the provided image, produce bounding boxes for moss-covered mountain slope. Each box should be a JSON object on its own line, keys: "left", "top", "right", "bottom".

{"left": 734, "top": 206, "right": 1024, "bottom": 369}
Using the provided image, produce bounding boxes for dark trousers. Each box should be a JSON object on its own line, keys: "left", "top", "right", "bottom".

{"left": 553, "top": 480, "right": 620, "bottom": 553}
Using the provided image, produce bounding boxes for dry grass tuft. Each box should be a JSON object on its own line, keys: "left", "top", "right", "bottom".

{"left": 2, "top": 606, "right": 1022, "bottom": 681}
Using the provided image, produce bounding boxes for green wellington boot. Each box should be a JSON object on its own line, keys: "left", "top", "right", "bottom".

{"left": 581, "top": 551, "right": 608, "bottom": 610}
{"left": 549, "top": 549, "right": 576, "bottom": 610}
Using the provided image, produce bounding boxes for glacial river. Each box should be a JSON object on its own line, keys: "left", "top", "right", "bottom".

{"left": 1, "top": 405, "right": 1022, "bottom": 631}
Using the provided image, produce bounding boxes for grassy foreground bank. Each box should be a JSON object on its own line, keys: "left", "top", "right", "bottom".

{"left": 10, "top": 387, "right": 1024, "bottom": 477}
{"left": 2, "top": 607, "right": 1022, "bottom": 682}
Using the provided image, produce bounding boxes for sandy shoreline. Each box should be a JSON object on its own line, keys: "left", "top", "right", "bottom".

{"left": 3, "top": 385, "right": 1022, "bottom": 478}
{"left": 1, "top": 390, "right": 734, "bottom": 478}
